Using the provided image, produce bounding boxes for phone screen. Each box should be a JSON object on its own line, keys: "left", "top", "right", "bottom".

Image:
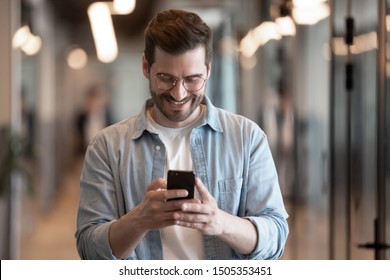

{"left": 167, "top": 170, "right": 195, "bottom": 200}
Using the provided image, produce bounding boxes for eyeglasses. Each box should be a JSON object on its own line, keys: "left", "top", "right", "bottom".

{"left": 153, "top": 72, "right": 208, "bottom": 92}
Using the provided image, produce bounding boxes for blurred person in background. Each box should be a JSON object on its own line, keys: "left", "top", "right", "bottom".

{"left": 276, "top": 89, "right": 295, "bottom": 198}
{"left": 21, "top": 87, "right": 35, "bottom": 158}
{"left": 75, "top": 84, "right": 113, "bottom": 155}
{"left": 76, "top": 9, "right": 288, "bottom": 260}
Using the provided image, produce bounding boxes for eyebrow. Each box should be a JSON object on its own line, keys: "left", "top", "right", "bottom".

{"left": 156, "top": 72, "right": 205, "bottom": 79}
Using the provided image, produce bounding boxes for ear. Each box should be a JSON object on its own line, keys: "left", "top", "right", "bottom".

{"left": 142, "top": 53, "right": 150, "bottom": 79}
{"left": 206, "top": 63, "right": 212, "bottom": 79}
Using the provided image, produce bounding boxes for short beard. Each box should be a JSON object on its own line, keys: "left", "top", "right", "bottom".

{"left": 150, "top": 87, "right": 204, "bottom": 123}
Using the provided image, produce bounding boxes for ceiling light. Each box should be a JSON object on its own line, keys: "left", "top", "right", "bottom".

{"left": 113, "top": 0, "right": 136, "bottom": 15}
{"left": 88, "top": 2, "right": 118, "bottom": 63}
{"left": 20, "top": 34, "right": 42, "bottom": 56}
{"left": 276, "top": 16, "right": 296, "bottom": 36}
{"left": 252, "top": 21, "right": 282, "bottom": 46}
{"left": 292, "top": 0, "right": 330, "bottom": 25}
{"left": 12, "top": 25, "right": 32, "bottom": 49}
{"left": 67, "top": 47, "right": 88, "bottom": 69}
{"left": 240, "top": 22, "right": 282, "bottom": 58}
{"left": 240, "top": 30, "right": 260, "bottom": 58}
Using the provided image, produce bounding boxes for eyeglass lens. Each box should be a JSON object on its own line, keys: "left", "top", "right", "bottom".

{"left": 155, "top": 74, "right": 206, "bottom": 92}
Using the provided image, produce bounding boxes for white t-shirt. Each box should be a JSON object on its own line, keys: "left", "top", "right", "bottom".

{"left": 147, "top": 106, "right": 205, "bottom": 259}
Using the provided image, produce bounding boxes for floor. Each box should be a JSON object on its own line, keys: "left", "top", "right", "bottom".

{"left": 20, "top": 160, "right": 82, "bottom": 260}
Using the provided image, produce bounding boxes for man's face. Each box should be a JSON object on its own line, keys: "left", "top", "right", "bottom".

{"left": 143, "top": 47, "right": 210, "bottom": 128}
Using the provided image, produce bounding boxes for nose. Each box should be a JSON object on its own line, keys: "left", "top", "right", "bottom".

{"left": 170, "top": 80, "right": 187, "bottom": 101}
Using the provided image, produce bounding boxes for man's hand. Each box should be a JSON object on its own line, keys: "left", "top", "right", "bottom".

{"left": 173, "top": 177, "right": 258, "bottom": 255}
{"left": 109, "top": 178, "right": 190, "bottom": 258}
{"left": 133, "top": 178, "right": 190, "bottom": 231}
{"left": 173, "top": 177, "right": 224, "bottom": 235}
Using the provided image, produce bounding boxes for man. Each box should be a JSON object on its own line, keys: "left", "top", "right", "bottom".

{"left": 76, "top": 9, "right": 288, "bottom": 260}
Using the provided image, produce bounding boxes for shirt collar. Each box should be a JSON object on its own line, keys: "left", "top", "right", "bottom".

{"left": 132, "top": 96, "right": 223, "bottom": 140}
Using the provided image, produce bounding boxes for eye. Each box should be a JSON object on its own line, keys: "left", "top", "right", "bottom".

{"left": 185, "top": 76, "right": 201, "bottom": 83}
{"left": 158, "top": 73, "right": 176, "bottom": 83}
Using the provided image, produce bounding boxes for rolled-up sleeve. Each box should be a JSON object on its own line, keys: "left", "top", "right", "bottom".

{"left": 241, "top": 131, "right": 289, "bottom": 260}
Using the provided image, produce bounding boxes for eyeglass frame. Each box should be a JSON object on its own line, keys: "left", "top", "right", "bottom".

{"left": 149, "top": 65, "right": 209, "bottom": 93}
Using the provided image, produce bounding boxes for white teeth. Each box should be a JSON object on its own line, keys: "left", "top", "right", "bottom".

{"left": 169, "top": 99, "right": 186, "bottom": 105}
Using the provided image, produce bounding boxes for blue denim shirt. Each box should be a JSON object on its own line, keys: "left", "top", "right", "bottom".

{"left": 76, "top": 96, "right": 289, "bottom": 260}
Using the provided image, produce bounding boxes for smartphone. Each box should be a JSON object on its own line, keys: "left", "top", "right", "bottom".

{"left": 167, "top": 170, "right": 195, "bottom": 201}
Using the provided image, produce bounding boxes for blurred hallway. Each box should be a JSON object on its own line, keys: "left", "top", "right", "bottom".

{"left": 1, "top": 0, "right": 389, "bottom": 260}
{"left": 20, "top": 159, "right": 83, "bottom": 260}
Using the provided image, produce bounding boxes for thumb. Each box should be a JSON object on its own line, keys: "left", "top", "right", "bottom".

{"left": 195, "top": 177, "right": 212, "bottom": 202}
{"left": 147, "top": 178, "right": 167, "bottom": 191}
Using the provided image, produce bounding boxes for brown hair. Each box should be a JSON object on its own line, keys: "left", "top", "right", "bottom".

{"left": 144, "top": 9, "right": 213, "bottom": 67}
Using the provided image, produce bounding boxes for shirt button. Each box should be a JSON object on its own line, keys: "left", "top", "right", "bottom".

{"left": 155, "top": 145, "right": 161, "bottom": 151}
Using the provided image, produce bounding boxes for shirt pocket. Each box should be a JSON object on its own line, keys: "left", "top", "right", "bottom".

{"left": 217, "top": 178, "right": 243, "bottom": 215}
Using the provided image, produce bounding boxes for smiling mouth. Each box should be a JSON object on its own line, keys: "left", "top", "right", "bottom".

{"left": 165, "top": 97, "right": 190, "bottom": 106}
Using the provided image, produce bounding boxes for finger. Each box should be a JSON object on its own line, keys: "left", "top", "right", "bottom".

{"left": 147, "top": 178, "right": 167, "bottom": 191}
{"left": 165, "top": 189, "right": 189, "bottom": 201}
{"left": 145, "top": 188, "right": 167, "bottom": 202}
{"left": 173, "top": 211, "right": 208, "bottom": 223}
{"left": 171, "top": 197, "right": 201, "bottom": 204}
{"left": 181, "top": 202, "right": 208, "bottom": 214}
{"left": 147, "top": 213, "right": 179, "bottom": 229}
{"left": 188, "top": 198, "right": 202, "bottom": 204}
{"left": 157, "top": 197, "right": 199, "bottom": 213}
{"left": 147, "top": 190, "right": 187, "bottom": 204}
{"left": 194, "top": 177, "right": 212, "bottom": 202}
